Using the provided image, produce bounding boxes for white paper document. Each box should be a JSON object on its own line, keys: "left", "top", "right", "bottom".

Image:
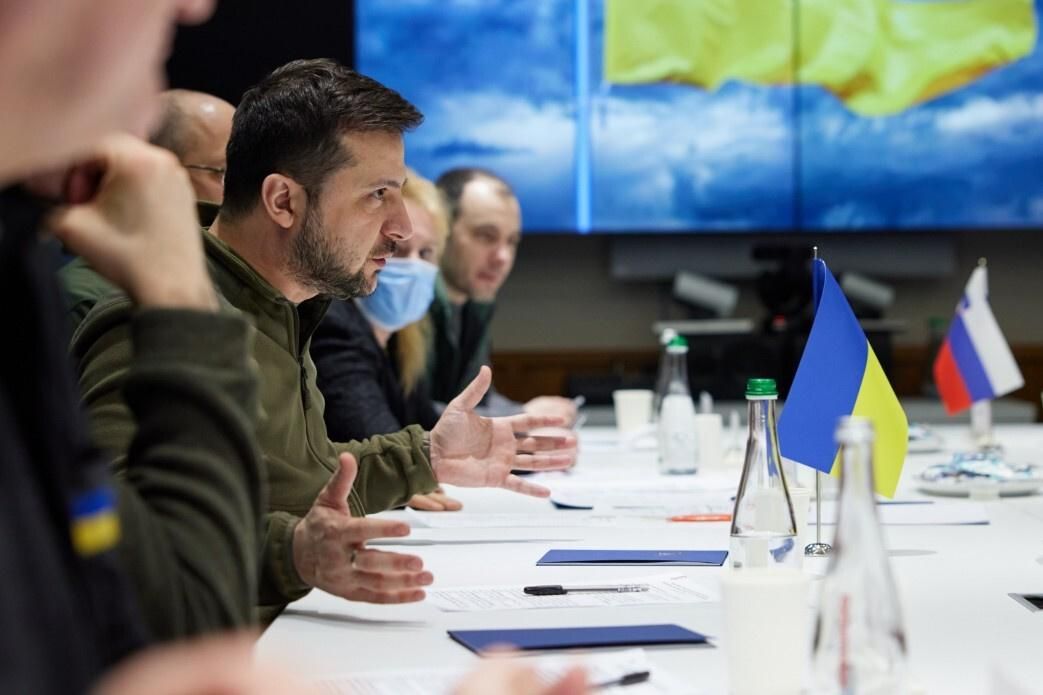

{"left": 369, "top": 527, "right": 580, "bottom": 544}
{"left": 552, "top": 474, "right": 739, "bottom": 495}
{"left": 821, "top": 501, "right": 989, "bottom": 525}
{"left": 311, "top": 648, "right": 702, "bottom": 695}
{"left": 406, "top": 508, "right": 596, "bottom": 529}
{"left": 425, "top": 572, "right": 715, "bottom": 613}
{"left": 546, "top": 474, "right": 738, "bottom": 512}
{"left": 550, "top": 489, "right": 734, "bottom": 515}
{"left": 409, "top": 510, "right": 716, "bottom": 531}
{"left": 405, "top": 508, "right": 684, "bottom": 530}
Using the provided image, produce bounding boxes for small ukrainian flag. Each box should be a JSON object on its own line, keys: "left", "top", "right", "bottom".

{"left": 778, "top": 259, "right": 908, "bottom": 497}
{"left": 71, "top": 487, "right": 120, "bottom": 556}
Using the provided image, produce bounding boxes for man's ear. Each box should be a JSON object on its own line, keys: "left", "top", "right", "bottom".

{"left": 259, "top": 174, "right": 306, "bottom": 230}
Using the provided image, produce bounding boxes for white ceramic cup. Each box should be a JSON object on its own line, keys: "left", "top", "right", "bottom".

{"left": 720, "top": 567, "right": 810, "bottom": 695}
{"left": 693, "top": 412, "right": 723, "bottom": 468}
{"left": 612, "top": 389, "right": 654, "bottom": 434}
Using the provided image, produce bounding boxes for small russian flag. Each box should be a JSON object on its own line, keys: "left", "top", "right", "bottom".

{"left": 933, "top": 266, "right": 1023, "bottom": 415}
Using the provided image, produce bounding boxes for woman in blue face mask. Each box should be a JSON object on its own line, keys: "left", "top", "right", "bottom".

{"left": 311, "top": 170, "right": 462, "bottom": 511}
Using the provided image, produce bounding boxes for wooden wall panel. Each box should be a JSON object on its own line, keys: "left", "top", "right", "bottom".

{"left": 492, "top": 345, "right": 1043, "bottom": 420}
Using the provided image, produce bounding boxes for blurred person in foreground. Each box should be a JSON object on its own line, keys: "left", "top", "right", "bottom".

{"left": 0, "top": 1, "right": 586, "bottom": 694}
{"left": 0, "top": 0, "right": 270, "bottom": 691}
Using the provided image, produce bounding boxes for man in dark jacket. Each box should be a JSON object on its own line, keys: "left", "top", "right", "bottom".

{"left": 431, "top": 168, "right": 579, "bottom": 422}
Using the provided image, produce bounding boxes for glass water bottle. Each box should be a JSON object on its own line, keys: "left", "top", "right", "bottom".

{"left": 729, "top": 378, "right": 799, "bottom": 569}
{"left": 811, "top": 416, "right": 908, "bottom": 695}
{"left": 652, "top": 327, "right": 679, "bottom": 421}
{"left": 657, "top": 336, "right": 697, "bottom": 474}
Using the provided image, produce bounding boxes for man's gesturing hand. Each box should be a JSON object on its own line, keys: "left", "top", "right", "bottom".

{"left": 292, "top": 454, "right": 433, "bottom": 604}
{"left": 430, "top": 366, "right": 576, "bottom": 498}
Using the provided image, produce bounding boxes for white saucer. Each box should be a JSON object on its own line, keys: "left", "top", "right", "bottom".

{"left": 907, "top": 424, "right": 944, "bottom": 454}
{"left": 907, "top": 437, "right": 945, "bottom": 455}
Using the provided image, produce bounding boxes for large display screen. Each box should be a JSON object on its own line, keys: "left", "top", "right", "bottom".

{"left": 357, "top": 0, "right": 1043, "bottom": 233}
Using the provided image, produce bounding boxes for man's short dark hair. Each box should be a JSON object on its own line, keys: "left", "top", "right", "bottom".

{"left": 435, "top": 168, "right": 515, "bottom": 225}
{"left": 222, "top": 58, "right": 423, "bottom": 218}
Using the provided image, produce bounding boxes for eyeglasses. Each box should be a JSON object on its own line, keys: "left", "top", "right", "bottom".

{"left": 184, "top": 164, "right": 226, "bottom": 177}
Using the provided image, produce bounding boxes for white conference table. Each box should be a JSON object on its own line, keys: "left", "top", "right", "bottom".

{"left": 257, "top": 424, "right": 1043, "bottom": 694}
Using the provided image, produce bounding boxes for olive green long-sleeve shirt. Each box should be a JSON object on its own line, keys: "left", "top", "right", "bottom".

{"left": 63, "top": 232, "right": 438, "bottom": 615}
{"left": 113, "top": 309, "right": 265, "bottom": 638}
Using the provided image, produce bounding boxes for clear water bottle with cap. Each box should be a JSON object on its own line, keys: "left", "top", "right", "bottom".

{"left": 729, "top": 378, "right": 799, "bottom": 569}
{"left": 811, "top": 416, "right": 908, "bottom": 695}
{"left": 657, "top": 335, "right": 697, "bottom": 474}
{"left": 652, "top": 327, "right": 678, "bottom": 422}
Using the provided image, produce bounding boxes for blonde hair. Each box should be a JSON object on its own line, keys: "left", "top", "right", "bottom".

{"left": 395, "top": 169, "right": 449, "bottom": 395}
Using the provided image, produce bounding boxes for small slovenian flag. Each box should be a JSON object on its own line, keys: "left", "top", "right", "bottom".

{"left": 778, "top": 259, "right": 908, "bottom": 498}
{"left": 933, "top": 266, "right": 1023, "bottom": 415}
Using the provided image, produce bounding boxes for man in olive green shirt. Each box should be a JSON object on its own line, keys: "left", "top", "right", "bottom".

{"left": 68, "top": 59, "right": 574, "bottom": 615}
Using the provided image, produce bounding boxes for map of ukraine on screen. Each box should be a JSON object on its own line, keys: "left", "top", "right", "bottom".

{"left": 604, "top": 0, "right": 1036, "bottom": 116}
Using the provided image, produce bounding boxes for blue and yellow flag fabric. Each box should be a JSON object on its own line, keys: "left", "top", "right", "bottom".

{"left": 70, "top": 486, "right": 120, "bottom": 557}
{"left": 778, "top": 259, "right": 908, "bottom": 497}
{"left": 604, "top": 0, "right": 1037, "bottom": 117}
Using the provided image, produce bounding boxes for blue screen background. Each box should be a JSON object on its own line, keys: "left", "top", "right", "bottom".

{"left": 358, "top": 0, "right": 1043, "bottom": 233}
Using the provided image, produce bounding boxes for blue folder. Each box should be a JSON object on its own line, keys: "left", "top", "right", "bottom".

{"left": 536, "top": 549, "right": 728, "bottom": 566}
{"left": 448, "top": 624, "right": 708, "bottom": 653}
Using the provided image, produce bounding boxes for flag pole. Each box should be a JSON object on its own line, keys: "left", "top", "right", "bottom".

{"left": 970, "top": 257, "right": 998, "bottom": 452}
{"left": 805, "top": 465, "right": 833, "bottom": 556}
{"left": 801, "top": 246, "right": 834, "bottom": 555}
{"left": 806, "top": 245, "right": 832, "bottom": 557}
{"left": 805, "top": 472, "right": 832, "bottom": 557}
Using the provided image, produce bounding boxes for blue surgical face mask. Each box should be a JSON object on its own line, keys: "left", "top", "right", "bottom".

{"left": 356, "top": 257, "right": 438, "bottom": 332}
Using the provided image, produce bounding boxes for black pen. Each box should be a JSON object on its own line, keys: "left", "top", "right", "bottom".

{"left": 593, "top": 670, "right": 651, "bottom": 690}
{"left": 523, "top": 584, "right": 650, "bottom": 596}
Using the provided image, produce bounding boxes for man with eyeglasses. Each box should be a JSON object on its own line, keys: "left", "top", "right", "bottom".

{"left": 150, "top": 89, "right": 235, "bottom": 220}
{"left": 59, "top": 89, "right": 235, "bottom": 325}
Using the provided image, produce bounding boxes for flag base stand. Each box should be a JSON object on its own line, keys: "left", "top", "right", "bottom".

{"left": 970, "top": 400, "right": 997, "bottom": 452}
{"left": 969, "top": 399, "right": 1009, "bottom": 461}
{"left": 974, "top": 441, "right": 1006, "bottom": 458}
{"left": 805, "top": 542, "right": 832, "bottom": 557}
{"left": 804, "top": 471, "right": 832, "bottom": 557}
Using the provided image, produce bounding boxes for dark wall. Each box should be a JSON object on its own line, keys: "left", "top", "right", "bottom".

{"left": 166, "top": 1, "right": 354, "bottom": 104}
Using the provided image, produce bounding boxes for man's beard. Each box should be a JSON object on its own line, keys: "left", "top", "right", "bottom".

{"left": 289, "top": 205, "right": 369, "bottom": 300}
